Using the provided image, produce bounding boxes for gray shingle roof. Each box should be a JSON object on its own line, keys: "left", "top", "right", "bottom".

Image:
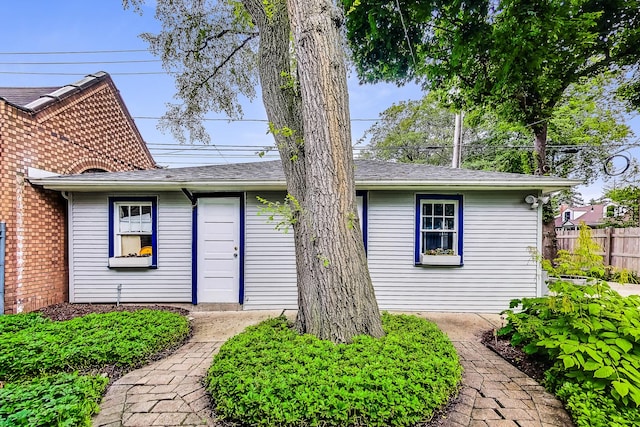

{"left": 0, "top": 71, "right": 109, "bottom": 112}
{"left": 0, "top": 87, "right": 61, "bottom": 107}
{"left": 29, "top": 159, "right": 580, "bottom": 192}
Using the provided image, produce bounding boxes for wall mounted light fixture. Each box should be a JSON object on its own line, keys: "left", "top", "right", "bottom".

{"left": 525, "top": 195, "right": 550, "bottom": 209}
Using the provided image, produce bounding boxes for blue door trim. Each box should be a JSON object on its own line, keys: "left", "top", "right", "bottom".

{"left": 356, "top": 190, "right": 368, "bottom": 252}
{"left": 191, "top": 193, "right": 245, "bottom": 305}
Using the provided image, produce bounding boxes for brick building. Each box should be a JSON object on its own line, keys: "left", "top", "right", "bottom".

{"left": 0, "top": 71, "right": 156, "bottom": 314}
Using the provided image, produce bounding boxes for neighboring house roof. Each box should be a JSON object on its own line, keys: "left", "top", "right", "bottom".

{"left": 0, "top": 86, "right": 61, "bottom": 108}
{"left": 29, "top": 160, "right": 580, "bottom": 192}
{"left": 1, "top": 71, "right": 156, "bottom": 170}
{"left": 555, "top": 204, "right": 607, "bottom": 228}
{"left": 0, "top": 71, "right": 110, "bottom": 113}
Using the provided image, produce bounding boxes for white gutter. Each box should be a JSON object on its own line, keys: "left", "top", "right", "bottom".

{"left": 29, "top": 177, "right": 581, "bottom": 193}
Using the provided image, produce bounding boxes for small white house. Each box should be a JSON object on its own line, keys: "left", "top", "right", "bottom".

{"left": 30, "top": 160, "right": 578, "bottom": 313}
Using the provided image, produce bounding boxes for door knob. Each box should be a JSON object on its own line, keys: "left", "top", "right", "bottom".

{"left": 234, "top": 253, "right": 238, "bottom": 258}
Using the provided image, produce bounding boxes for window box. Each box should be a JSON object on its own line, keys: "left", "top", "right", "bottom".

{"left": 108, "top": 256, "right": 153, "bottom": 268}
{"left": 419, "top": 254, "right": 462, "bottom": 266}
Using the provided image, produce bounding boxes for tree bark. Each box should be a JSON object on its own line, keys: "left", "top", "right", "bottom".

{"left": 243, "top": 0, "right": 384, "bottom": 342}
{"left": 533, "top": 122, "right": 558, "bottom": 260}
{"left": 533, "top": 123, "right": 548, "bottom": 176}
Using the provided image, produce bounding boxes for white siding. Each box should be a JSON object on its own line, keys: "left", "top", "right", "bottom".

{"left": 69, "top": 188, "right": 541, "bottom": 312}
{"left": 70, "top": 192, "right": 193, "bottom": 303}
{"left": 242, "top": 190, "right": 540, "bottom": 313}
{"left": 368, "top": 191, "right": 539, "bottom": 312}
{"left": 243, "top": 192, "right": 298, "bottom": 309}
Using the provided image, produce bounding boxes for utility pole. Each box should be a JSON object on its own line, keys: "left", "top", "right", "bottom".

{"left": 451, "top": 112, "right": 463, "bottom": 168}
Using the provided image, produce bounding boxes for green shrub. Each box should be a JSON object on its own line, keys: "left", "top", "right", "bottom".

{"left": 0, "top": 372, "right": 108, "bottom": 427}
{"left": 556, "top": 381, "right": 640, "bottom": 427}
{"left": 501, "top": 279, "right": 640, "bottom": 405}
{"left": 0, "top": 309, "right": 190, "bottom": 381}
{"left": 0, "top": 312, "right": 48, "bottom": 334}
{"left": 502, "top": 224, "right": 640, "bottom": 425}
{"left": 500, "top": 278, "right": 640, "bottom": 425}
{"left": 207, "top": 313, "right": 461, "bottom": 427}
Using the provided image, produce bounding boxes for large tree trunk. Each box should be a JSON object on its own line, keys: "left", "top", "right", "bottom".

{"left": 533, "top": 123, "right": 548, "bottom": 176}
{"left": 533, "top": 122, "right": 558, "bottom": 261}
{"left": 243, "top": 0, "right": 384, "bottom": 342}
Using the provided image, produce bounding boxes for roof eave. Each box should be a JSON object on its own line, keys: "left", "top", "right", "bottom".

{"left": 29, "top": 178, "right": 581, "bottom": 193}
{"left": 28, "top": 180, "right": 288, "bottom": 192}
{"left": 357, "top": 179, "right": 580, "bottom": 193}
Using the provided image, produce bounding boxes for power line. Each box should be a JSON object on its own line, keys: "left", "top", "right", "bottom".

{"left": 0, "top": 49, "right": 148, "bottom": 55}
{"left": 135, "top": 116, "right": 381, "bottom": 123}
{"left": 0, "top": 71, "right": 166, "bottom": 76}
{"left": 0, "top": 60, "right": 160, "bottom": 65}
{"left": 137, "top": 116, "right": 269, "bottom": 123}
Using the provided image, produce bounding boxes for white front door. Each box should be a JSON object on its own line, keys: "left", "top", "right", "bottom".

{"left": 197, "top": 197, "right": 240, "bottom": 303}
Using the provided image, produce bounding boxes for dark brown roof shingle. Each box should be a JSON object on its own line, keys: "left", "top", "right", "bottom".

{"left": 0, "top": 87, "right": 61, "bottom": 107}
{"left": 0, "top": 71, "right": 109, "bottom": 112}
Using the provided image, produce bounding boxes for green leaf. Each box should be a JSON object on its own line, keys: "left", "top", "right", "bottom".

{"left": 560, "top": 343, "right": 580, "bottom": 354}
{"left": 615, "top": 338, "right": 633, "bottom": 353}
{"left": 594, "top": 366, "right": 615, "bottom": 378}
{"left": 583, "top": 360, "right": 601, "bottom": 371}
{"left": 612, "top": 380, "right": 630, "bottom": 397}
{"left": 608, "top": 348, "right": 621, "bottom": 363}
{"left": 561, "top": 355, "right": 576, "bottom": 369}
{"left": 584, "top": 347, "right": 603, "bottom": 363}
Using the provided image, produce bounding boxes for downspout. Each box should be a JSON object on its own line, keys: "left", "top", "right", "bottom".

{"left": 0, "top": 222, "right": 5, "bottom": 314}
{"left": 536, "top": 194, "right": 545, "bottom": 296}
{"left": 61, "top": 191, "right": 73, "bottom": 303}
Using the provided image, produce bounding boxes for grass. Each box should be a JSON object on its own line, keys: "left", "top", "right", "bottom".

{"left": 207, "top": 312, "right": 462, "bottom": 427}
{"left": 0, "top": 309, "right": 190, "bottom": 426}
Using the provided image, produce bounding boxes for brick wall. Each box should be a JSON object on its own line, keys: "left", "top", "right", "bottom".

{"left": 1, "top": 78, "right": 156, "bottom": 314}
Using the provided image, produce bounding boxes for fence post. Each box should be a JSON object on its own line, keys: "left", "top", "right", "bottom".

{"left": 604, "top": 226, "right": 613, "bottom": 266}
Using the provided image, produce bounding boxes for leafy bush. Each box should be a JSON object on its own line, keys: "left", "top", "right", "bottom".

{"left": 504, "top": 223, "right": 640, "bottom": 424}
{"left": 0, "top": 308, "right": 190, "bottom": 426}
{"left": 500, "top": 278, "right": 640, "bottom": 425}
{"left": 502, "top": 279, "right": 640, "bottom": 404}
{"left": 0, "top": 309, "right": 189, "bottom": 382}
{"left": 0, "top": 312, "right": 48, "bottom": 334}
{"left": 556, "top": 381, "right": 640, "bottom": 427}
{"left": 207, "top": 313, "right": 461, "bottom": 427}
{"left": 0, "top": 373, "right": 108, "bottom": 427}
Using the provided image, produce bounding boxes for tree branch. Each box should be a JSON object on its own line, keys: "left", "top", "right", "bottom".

{"left": 188, "top": 34, "right": 257, "bottom": 99}
{"left": 186, "top": 29, "right": 259, "bottom": 55}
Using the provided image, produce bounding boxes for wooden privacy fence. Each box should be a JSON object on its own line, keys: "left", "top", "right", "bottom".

{"left": 556, "top": 227, "right": 640, "bottom": 274}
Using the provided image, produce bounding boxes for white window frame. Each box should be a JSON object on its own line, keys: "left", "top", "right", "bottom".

{"left": 108, "top": 197, "right": 157, "bottom": 268}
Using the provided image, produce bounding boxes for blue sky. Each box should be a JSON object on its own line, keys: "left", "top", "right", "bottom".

{"left": 1, "top": 1, "right": 637, "bottom": 200}
{"left": 0, "top": 1, "right": 423, "bottom": 167}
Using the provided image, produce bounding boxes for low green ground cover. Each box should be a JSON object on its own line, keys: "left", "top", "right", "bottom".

{"left": 0, "top": 309, "right": 190, "bottom": 426}
{"left": 207, "top": 312, "right": 462, "bottom": 427}
{"left": 500, "top": 279, "right": 640, "bottom": 427}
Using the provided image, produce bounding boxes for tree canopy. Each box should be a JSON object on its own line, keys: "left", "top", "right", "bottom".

{"left": 604, "top": 185, "right": 640, "bottom": 227}
{"left": 343, "top": 0, "right": 640, "bottom": 174}
{"left": 362, "top": 76, "right": 633, "bottom": 183}
{"left": 358, "top": 95, "right": 457, "bottom": 165}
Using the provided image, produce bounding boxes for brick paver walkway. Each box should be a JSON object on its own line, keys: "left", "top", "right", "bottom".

{"left": 441, "top": 341, "right": 573, "bottom": 426}
{"left": 93, "top": 312, "right": 574, "bottom": 427}
{"left": 93, "top": 340, "right": 219, "bottom": 426}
